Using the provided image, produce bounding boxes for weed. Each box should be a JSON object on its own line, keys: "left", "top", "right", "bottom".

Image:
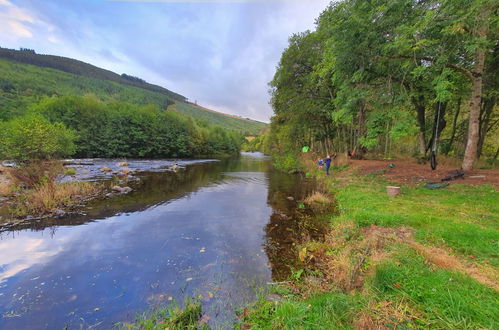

{"left": 10, "top": 160, "right": 63, "bottom": 188}
{"left": 9, "top": 180, "right": 100, "bottom": 217}
{"left": 123, "top": 298, "right": 204, "bottom": 329}
{"left": 64, "top": 168, "right": 77, "bottom": 176}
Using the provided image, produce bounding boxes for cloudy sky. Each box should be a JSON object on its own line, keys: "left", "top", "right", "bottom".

{"left": 0, "top": 0, "right": 332, "bottom": 122}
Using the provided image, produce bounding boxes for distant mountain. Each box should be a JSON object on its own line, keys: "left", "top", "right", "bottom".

{"left": 0, "top": 47, "right": 267, "bottom": 135}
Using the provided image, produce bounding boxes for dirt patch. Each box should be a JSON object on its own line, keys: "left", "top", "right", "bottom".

{"left": 304, "top": 224, "right": 414, "bottom": 292}
{"left": 408, "top": 241, "right": 499, "bottom": 291}
{"left": 305, "top": 224, "right": 498, "bottom": 293}
{"left": 349, "top": 158, "right": 499, "bottom": 188}
{"left": 361, "top": 225, "right": 498, "bottom": 292}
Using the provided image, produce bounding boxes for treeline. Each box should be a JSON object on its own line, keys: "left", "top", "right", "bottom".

{"left": 266, "top": 0, "right": 497, "bottom": 171}
{"left": 0, "top": 47, "right": 187, "bottom": 102}
{"left": 0, "top": 57, "right": 267, "bottom": 136}
{"left": 0, "top": 95, "right": 243, "bottom": 160}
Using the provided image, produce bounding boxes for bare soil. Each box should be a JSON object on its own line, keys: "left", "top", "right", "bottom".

{"left": 346, "top": 158, "right": 499, "bottom": 188}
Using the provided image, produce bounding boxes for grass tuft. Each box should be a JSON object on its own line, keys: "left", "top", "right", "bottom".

{"left": 123, "top": 299, "right": 204, "bottom": 330}
{"left": 9, "top": 180, "right": 100, "bottom": 217}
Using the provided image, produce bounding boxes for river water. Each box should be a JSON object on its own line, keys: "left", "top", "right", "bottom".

{"left": 0, "top": 152, "right": 323, "bottom": 329}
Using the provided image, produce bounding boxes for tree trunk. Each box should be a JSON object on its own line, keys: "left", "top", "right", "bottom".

{"left": 356, "top": 102, "right": 367, "bottom": 158}
{"left": 462, "top": 8, "right": 489, "bottom": 171}
{"left": 445, "top": 98, "right": 461, "bottom": 155}
{"left": 414, "top": 97, "right": 427, "bottom": 155}
{"left": 477, "top": 97, "right": 495, "bottom": 158}
{"left": 462, "top": 52, "right": 486, "bottom": 171}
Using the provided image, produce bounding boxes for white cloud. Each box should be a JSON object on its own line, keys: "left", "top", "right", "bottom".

{"left": 0, "top": 1, "right": 58, "bottom": 43}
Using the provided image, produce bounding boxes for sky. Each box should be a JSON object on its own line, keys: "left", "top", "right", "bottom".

{"left": 0, "top": 0, "right": 332, "bottom": 122}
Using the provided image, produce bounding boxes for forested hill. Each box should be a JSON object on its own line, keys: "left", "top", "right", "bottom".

{"left": 0, "top": 47, "right": 187, "bottom": 102}
{"left": 0, "top": 47, "right": 267, "bottom": 136}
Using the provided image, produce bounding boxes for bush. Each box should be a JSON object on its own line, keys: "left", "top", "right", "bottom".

{"left": 0, "top": 114, "right": 75, "bottom": 161}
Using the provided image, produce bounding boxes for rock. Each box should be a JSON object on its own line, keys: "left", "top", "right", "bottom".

{"left": 105, "top": 193, "right": 114, "bottom": 198}
{"left": 303, "top": 276, "right": 325, "bottom": 284}
{"left": 117, "top": 162, "right": 128, "bottom": 167}
{"left": 1, "top": 160, "right": 17, "bottom": 167}
{"left": 121, "top": 168, "right": 132, "bottom": 175}
{"left": 286, "top": 196, "right": 294, "bottom": 201}
{"left": 265, "top": 293, "right": 283, "bottom": 303}
{"left": 54, "top": 209, "right": 66, "bottom": 218}
{"left": 198, "top": 314, "right": 211, "bottom": 327}
{"left": 112, "top": 186, "right": 132, "bottom": 194}
{"left": 121, "top": 187, "right": 132, "bottom": 194}
{"left": 100, "top": 167, "right": 112, "bottom": 172}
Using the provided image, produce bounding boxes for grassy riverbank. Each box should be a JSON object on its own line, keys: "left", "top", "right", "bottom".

{"left": 238, "top": 160, "right": 499, "bottom": 329}
{"left": 0, "top": 162, "right": 102, "bottom": 222}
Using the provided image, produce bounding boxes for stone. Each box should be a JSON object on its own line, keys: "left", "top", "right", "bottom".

{"left": 121, "top": 187, "right": 132, "bottom": 194}
{"left": 54, "top": 209, "right": 66, "bottom": 218}
{"left": 117, "top": 162, "right": 128, "bottom": 167}
{"left": 112, "top": 186, "right": 132, "bottom": 194}
{"left": 265, "top": 293, "right": 283, "bottom": 302}
{"left": 286, "top": 196, "right": 294, "bottom": 201}
{"left": 100, "top": 167, "right": 112, "bottom": 172}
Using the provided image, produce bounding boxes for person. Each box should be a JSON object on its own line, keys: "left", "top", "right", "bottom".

{"left": 317, "top": 157, "right": 324, "bottom": 168}
{"left": 324, "top": 154, "right": 332, "bottom": 176}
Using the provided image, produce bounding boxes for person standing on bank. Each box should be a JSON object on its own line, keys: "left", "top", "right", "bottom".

{"left": 324, "top": 155, "right": 332, "bottom": 176}
{"left": 317, "top": 157, "right": 324, "bottom": 168}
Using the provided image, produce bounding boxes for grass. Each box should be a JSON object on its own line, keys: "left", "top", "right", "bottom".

{"left": 240, "top": 162, "right": 499, "bottom": 329}
{"left": 370, "top": 246, "right": 499, "bottom": 329}
{"left": 122, "top": 299, "right": 205, "bottom": 330}
{"left": 64, "top": 167, "right": 77, "bottom": 176}
{"left": 0, "top": 166, "right": 14, "bottom": 196}
{"left": 9, "top": 180, "right": 101, "bottom": 217}
{"left": 333, "top": 176, "right": 498, "bottom": 266}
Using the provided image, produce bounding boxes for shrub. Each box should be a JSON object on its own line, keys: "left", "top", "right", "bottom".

{"left": 0, "top": 114, "right": 75, "bottom": 161}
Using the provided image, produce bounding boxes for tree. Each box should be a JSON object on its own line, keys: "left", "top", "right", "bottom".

{"left": 0, "top": 114, "right": 75, "bottom": 161}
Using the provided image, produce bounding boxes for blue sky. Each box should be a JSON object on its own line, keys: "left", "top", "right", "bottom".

{"left": 0, "top": 0, "right": 331, "bottom": 122}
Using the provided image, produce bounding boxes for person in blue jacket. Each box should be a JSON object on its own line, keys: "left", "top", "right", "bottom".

{"left": 317, "top": 157, "right": 324, "bottom": 168}
{"left": 324, "top": 155, "right": 332, "bottom": 176}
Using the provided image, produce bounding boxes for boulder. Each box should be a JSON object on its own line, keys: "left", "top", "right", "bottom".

{"left": 100, "top": 167, "right": 112, "bottom": 172}
{"left": 112, "top": 185, "right": 132, "bottom": 194}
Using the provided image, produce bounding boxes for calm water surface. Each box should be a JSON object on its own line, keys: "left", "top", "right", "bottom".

{"left": 0, "top": 153, "right": 321, "bottom": 329}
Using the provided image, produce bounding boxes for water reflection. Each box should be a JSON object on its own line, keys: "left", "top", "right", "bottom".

{"left": 0, "top": 153, "right": 321, "bottom": 329}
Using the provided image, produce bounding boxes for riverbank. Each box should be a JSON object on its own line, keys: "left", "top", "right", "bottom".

{"left": 238, "top": 157, "right": 499, "bottom": 329}
{"left": 0, "top": 159, "right": 214, "bottom": 228}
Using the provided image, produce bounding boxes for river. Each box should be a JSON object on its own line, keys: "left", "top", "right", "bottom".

{"left": 0, "top": 152, "right": 324, "bottom": 329}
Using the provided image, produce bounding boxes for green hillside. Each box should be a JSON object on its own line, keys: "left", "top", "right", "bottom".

{"left": 0, "top": 49, "right": 267, "bottom": 135}
{"left": 0, "top": 47, "right": 187, "bottom": 102}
